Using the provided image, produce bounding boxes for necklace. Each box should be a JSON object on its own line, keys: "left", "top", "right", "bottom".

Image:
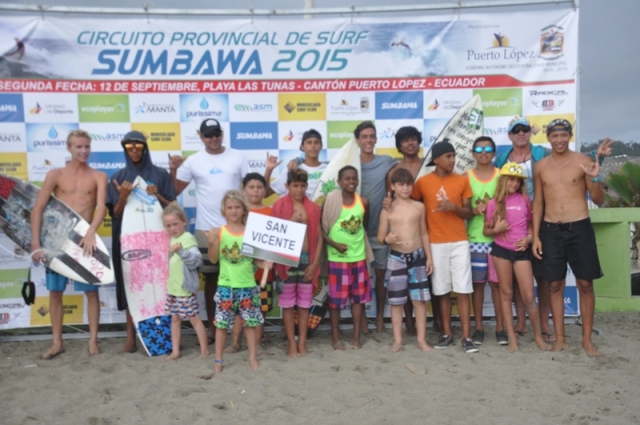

{"left": 509, "top": 147, "right": 531, "bottom": 164}
{"left": 551, "top": 152, "right": 573, "bottom": 168}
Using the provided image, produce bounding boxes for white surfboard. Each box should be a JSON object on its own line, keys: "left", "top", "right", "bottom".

{"left": 0, "top": 173, "right": 114, "bottom": 284}
{"left": 311, "top": 138, "right": 361, "bottom": 205}
{"left": 120, "top": 176, "right": 171, "bottom": 356}
{"left": 417, "top": 94, "right": 485, "bottom": 179}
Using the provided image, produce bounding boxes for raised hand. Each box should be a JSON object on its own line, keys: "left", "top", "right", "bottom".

{"left": 596, "top": 137, "right": 614, "bottom": 158}
{"left": 265, "top": 152, "right": 283, "bottom": 171}
{"left": 168, "top": 153, "right": 187, "bottom": 171}
{"left": 206, "top": 228, "right": 220, "bottom": 245}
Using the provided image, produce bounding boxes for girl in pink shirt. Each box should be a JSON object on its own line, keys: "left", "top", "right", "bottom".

{"left": 484, "top": 163, "right": 551, "bottom": 352}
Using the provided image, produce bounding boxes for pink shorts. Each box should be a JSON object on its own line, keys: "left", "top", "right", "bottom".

{"left": 277, "top": 253, "right": 313, "bottom": 309}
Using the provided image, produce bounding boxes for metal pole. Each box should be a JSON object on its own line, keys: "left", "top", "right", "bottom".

{"left": 304, "top": 0, "right": 315, "bottom": 19}
{"left": 0, "top": 0, "right": 575, "bottom": 16}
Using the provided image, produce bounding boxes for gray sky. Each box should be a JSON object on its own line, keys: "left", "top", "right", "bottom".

{"left": 3, "top": 0, "right": 639, "bottom": 143}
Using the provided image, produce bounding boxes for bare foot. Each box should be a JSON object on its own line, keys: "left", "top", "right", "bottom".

{"left": 41, "top": 345, "right": 65, "bottom": 360}
{"left": 118, "top": 341, "right": 138, "bottom": 354}
{"left": 197, "top": 350, "right": 210, "bottom": 359}
{"left": 535, "top": 338, "right": 552, "bottom": 351}
{"left": 224, "top": 344, "right": 241, "bottom": 354}
{"left": 551, "top": 339, "right": 568, "bottom": 352}
{"left": 165, "top": 352, "right": 180, "bottom": 360}
{"left": 375, "top": 317, "right": 385, "bottom": 333}
{"left": 391, "top": 341, "right": 403, "bottom": 353}
{"left": 249, "top": 357, "right": 259, "bottom": 371}
{"left": 332, "top": 341, "right": 345, "bottom": 350}
{"left": 88, "top": 340, "right": 99, "bottom": 355}
{"left": 257, "top": 345, "right": 267, "bottom": 357}
{"left": 213, "top": 360, "right": 223, "bottom": 373}
{"left": 287, "top": 345, "right": 299, "bottom": 358}
{"left": 417, "top": 341, "right": 434, "bottom": 352}
{"left": 350, "top": 340, "right": 362, "bottom": 349}
{"left": 298, "top": 344, "right": 308, "bottom": 357}
{"left": 507, "top": 342, "right": 520, "bottom": 352}
{"left": 582, "top": 341, "right": 602, "bottom": 357}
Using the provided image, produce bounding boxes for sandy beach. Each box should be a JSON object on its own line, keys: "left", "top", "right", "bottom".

{"left": 1, "top": 312, "right": 639, "bottom": 425}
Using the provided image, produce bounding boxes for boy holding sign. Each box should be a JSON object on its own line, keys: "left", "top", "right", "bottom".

{"left": 322, "top": 166, "right": 374, "bottom": 350}
{"left": 272, "top": 169, "right": 323, "bottom": 358}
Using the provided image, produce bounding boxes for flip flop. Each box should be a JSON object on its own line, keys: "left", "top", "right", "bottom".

{"left": 542, "top": 332, "right": 556, "bottom": 342}
{"left": 514, "top": 330, "right": 527, "bottom": 337}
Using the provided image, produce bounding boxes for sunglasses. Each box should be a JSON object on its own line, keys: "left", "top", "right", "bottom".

{"left": 124, "top": 142, "right": 145, "bottom": 152}
{"left": 510, "top": 126, "right": 531, "bottom": 134}
{"left": 203, "top": 130, "right": 222, "bottom": 138}
{"left": 473, "top": 146, "right": 495, "bottom": 153}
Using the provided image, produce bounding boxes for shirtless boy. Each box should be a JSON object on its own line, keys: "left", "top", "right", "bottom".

{"left": 31, "top": 129, "right": 108, "bottom": 359}
{"left": 532, "top": 119, "right": 606, "bottom": 357}
{"left": 378, "top": 168, "right": 433, "bottom": 353}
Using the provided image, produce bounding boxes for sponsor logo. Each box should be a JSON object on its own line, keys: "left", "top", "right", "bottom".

{"left": 27, "top": 124, "right": 79, "bottom": 151}
{"left": 540, "top": 25, "right": 564, "bottom": 60}
{"left": 29, "top": 102, "right": 74, "bottom": 116}
{"left": 278, "top": 93, "right": 326, "bottom": 121}
{"left": 378, "top": 127, "right": 397, "bottom": 140}
{"left": 89, "top": 132, "right": 127, "bottom": 141}
{"left": 180, "top": 95, "right": 228, "bottom": 122}
{"left": 473, "top": 88, "right": 522, "bottom": 117}
{"left": 230, "top": 122, "right": 278, "bottom": 150}
{"left": 87, "top": 152, "right": 126, "bottom": 178}
{"left": 329, "top": 97, "right": 370, "bottom": 116}
{"left": 282, "top": 130, "right": 295, "bottom": 142}
{"left": 121, "top": 249, "right": 152, "bottom": 261}
{"left": 467, "top": 33, "right": 535, "bottom": 62}
{"left": 209, "top": 167, "right": 223, "bottom": 175}
{"left": 0, "top": 133, "right": 22, "bottom": 143}
{"left": 375, "top": 92, "right": 423, "bottom": 119}
{"left": 234, "top": 103, "right": 273, "bottom": 112}
{"left": 0, "top": 303, "right": 24, "bottom": 309}
{"left": 428, "top": 99, "right": 440, "bottom": 110}
{"left": 134, "top": 102, "right": 176, "bottom": 114}
{"left": 531, "top": 99, "right": 565, "bottom": 111}
{"left": 78, "top": 94, "right": 130, "bottom": 123}
{"left": 529, "top": 89, "right": 569, "bottom": 96}
{"left": 428, "top": 98, "right": 463, "bottom": 112}
{"left": 483, "top": 126, "right": 508, "bottom": 135}
{"left": 132, "top": 123, "right": 181, "bottom": 151}
{"left": 0, "top": 94, "right": 24, "bottom": 122}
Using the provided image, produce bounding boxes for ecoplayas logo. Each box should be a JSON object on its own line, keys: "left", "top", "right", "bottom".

{"left": 180, "top": 94, "right": 229, "bottom": 122}
{"left": 26, "top": 123, "right": 79, "bottom": 152}
{"left": 78, "top": 95, "right": 129, "bottom": 122}
{"left": 473, "top": 88, "right": 522, "bottom": 117}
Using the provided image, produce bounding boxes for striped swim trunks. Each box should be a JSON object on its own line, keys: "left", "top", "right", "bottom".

{"left": 385, "top": 247, "right": 430, "bottom": 305}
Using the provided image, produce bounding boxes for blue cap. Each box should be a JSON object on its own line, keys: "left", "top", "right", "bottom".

{"left": 508, "top": 116, "right": 530, "bottom": 133}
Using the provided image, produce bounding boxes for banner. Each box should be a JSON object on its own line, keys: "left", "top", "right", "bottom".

{"left": 0, "top": 8, "right": 580, "bottom": 329}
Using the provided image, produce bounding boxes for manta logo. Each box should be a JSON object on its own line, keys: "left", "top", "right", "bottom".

{"left": 121, "top": 249, "right": 152, "bottom": 261}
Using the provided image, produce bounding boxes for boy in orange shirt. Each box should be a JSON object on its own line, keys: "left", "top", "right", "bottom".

{"left": 411, "top": 141, "right": 478, "bottom": 353}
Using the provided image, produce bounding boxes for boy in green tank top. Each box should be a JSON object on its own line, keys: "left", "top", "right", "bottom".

{"left": 322, "top": 166, "right": 372, "bottom": 350}
{"left": 466, "top": 137, "right": 505, "bottom": 346}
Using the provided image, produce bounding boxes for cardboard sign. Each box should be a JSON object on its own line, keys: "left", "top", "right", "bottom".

{"left": 241, "top": 212, "right": 306, "bottom": 267}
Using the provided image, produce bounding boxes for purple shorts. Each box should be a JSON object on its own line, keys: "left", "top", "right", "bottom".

{"left": 328, "top": 260, "right": 371, "bottom": 309}
{"left": 277, "top": 252, "right": 313, "bottom": 309}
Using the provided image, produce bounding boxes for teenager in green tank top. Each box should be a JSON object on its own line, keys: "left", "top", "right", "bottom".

{"left": 466, "top": 137, "right": 505, "bottom": 346}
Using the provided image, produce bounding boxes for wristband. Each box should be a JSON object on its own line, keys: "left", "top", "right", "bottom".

{"left": 590, "top": 175, "right": 601, "bottom": 183}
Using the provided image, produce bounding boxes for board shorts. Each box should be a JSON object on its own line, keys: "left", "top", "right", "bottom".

{"left": 46, "top": 268, "right": 99, "bottom": 292}
{"left": 384, "top": 247, "right": 431, "bottom": 305}
{"left": 277, "top": 252, "right": 313, "bottom": 309}
{"left": 257, "top": 280, "right": 273, "bottom": 313}
{"left": 490, "top": 242, "right": 533, "bottom": 262}
{"left": 470, "top": 242, "right": 494, "bottom": 283}
{"left": 539, "top": 218, "right": 603, "bottom": 282}
{"left": 214, "top": 286, "right": 264, "bottom": 330}
{"left": 430, "top": 241, "right": 473, "bottom": 296}
{"left": 369, "top": 236, "right": 390, "bottom": 270}
{"left": 165, "top": 293, "right": 199, "bottom": 320}
{"left": 328, "top": 259, "right": 372, "bottom": 309}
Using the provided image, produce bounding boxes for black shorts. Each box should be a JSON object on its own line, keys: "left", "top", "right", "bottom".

{"left": 490, "top": 243, "right": 532, "bottom": 262}
{"left": 539, "top": 218, "right": 603, "bottom": 282}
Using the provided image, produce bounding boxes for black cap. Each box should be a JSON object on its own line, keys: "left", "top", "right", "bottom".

{"left": 427, "top": 140, "right": 456, "bottom": 166}
{"left": 546, "top": 119, "right": 573, "bottom": 135}
{"left": 300, "top": 129, "right": 322, "bottom": 149}
{"left": 200, "top": 119, "right": 222, "bottom": 137}
{"left": 122, "top": 130, "right": 146, "bottom": 143}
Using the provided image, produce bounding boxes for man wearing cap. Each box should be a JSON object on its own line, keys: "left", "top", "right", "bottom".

{"left": 107, "top": 130, "right": 176, "bottom": 353}
{"left": 168, "top": 119, "right": 251, "bottom": 343}
{"left": 411, "top": 141, "right": 478, "bottom": 353}
{"left": 496, "top": 116, "right": 613, "bottom": 343}
{"left": 532, "top": 119, "right": 608, "bottom": 357}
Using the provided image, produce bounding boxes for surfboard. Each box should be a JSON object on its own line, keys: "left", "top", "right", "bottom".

{"left": 417, "top": 94, "right": 485, "bottom": 179}
{"left": 0, "top": 173, "right": 114, "bottom": 284}
{"left": 120, "top": 176, "right": 172, "bottom": 356}
{"left": 311, "top": 137, "right": 361, "bottom": 206}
